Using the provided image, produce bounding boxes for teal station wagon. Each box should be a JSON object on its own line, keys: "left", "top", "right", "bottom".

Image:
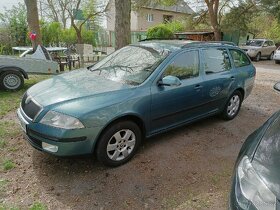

{"left": 17, "top": 40, "right": 256, "bottom": 166}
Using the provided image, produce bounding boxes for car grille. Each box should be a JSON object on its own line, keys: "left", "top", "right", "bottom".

{"left": 21, "top": 93, "right": 42, "bottom": 120}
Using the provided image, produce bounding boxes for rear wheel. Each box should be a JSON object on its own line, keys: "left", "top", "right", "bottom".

{"left": 255, "top": 52, "right": 261, "bottom": 62}
{"left": 0, "top": 71, "right": 24, "bottom": 91}
{"left": 268, "top": 52, "right": 274, "bottom": 60}
{"left": 222, "top": 91, "right": 242, "bottom": 120}
{"left": 96, "top": 121, "right": 142, "bottom": 167}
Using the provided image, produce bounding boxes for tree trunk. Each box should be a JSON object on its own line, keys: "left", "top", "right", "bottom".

{"left": 24, "top": 0, "right": 42, "bottom": 48}
{"left": 205, "top": 0, "right": 221, "bottom": 41}
{"left": 115, "top": 0, "right": 131, "bottom": 50}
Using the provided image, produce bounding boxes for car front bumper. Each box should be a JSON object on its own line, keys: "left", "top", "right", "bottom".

{"left": 17, "top": 108, "right": 102, "bottom": 156}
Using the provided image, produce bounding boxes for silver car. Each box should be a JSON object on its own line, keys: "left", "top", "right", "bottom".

{"left": 240, "top": 39, "right": 276, "bottom": 61}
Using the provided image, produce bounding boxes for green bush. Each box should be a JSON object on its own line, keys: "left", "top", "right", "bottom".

{"left": 147, "top": 24, "right": 174, "bottom": 39}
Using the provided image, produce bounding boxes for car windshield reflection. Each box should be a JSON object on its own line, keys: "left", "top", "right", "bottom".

{"left": 89, "top": 45, "right": 168, "bottom": 85}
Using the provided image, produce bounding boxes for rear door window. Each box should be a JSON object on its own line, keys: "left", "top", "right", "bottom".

{"left": 202, "top": 48, "right": 231, "bottom": 74}
{"left": 229, "top": 49, "right": 250, "bottom": 68}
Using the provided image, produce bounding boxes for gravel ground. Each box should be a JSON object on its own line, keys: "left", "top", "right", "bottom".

{"left": 1, "top": 60, "right": 280, "bottom": 210}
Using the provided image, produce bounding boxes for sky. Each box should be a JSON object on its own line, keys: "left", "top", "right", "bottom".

{"left": 0, "top": 0, "right": 22, "bottom": 13}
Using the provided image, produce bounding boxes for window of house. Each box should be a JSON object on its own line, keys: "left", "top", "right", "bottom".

{"left": 203, "top": 48, "right": 231, "bottom": 74}
{"left": 163, "top": 15, "right": 173, "bottom": 23}
{"left": 147, "top": 14, "right": 154, "bottom": 22}
{"left": 229, "top": 49, "right": 250, "bottom": 68}
{"left": 163, "top": 50, "right": 199, "bottom": 80}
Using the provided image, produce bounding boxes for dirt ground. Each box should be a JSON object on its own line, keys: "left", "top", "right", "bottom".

{"left": 1, "top": 61, "right": 280, "bottom": 210}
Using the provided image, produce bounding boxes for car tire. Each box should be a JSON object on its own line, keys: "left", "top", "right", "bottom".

{"left": 255, "top": 52, "right": 261, "bottom": 62}
{"left": 96, "top": 121, "right": 142, "bottom": 167}
{"left": 275, "top": 60, "right": 280, "bottom": 64}
{"left": 0, "top": 70, "right": 24, "bottom": 91}
{"left": 222, "top": 90, "right": 242, "bottom": 121}
{"left": 268, "top": 52, "right": 274, "bottom": 60}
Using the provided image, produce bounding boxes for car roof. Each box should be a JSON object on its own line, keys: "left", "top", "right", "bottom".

{"left": 249, "top": 38, "right": 271, "bottom": 41}
{"left": 134, "top": 39, "right": 237, "bottom": 52}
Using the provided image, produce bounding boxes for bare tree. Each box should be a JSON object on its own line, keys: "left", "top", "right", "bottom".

{"left": 39, "top": 0, "right": 70, "bottom": 28}
{"left": 115, "top": 0, "right": 131, "bottom": 49}
{"left": 64, "top": 0, "right": 105, "bottom": 44}
{"left": 24, "top": 0, "right": 42, "bottom": 47}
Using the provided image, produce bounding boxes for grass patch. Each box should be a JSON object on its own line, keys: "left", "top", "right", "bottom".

{"left": 0, "top": 140, "right": 6, "bottom": 149}
{"left": 0, "top": 121, "right": 20, "bottom": 139}
{"left": 29, "top": 202, "right": 46, "bottom": 210}
{"left": 0, "top": 205, "right": 20, "bottom": 210}
{"left": 2, "top": 159, "right": 15, "bottom": 171}
{"left": 0, "top": 179, "right": 8, "bottom": 191}
{"left": 0, "top": 75, "right": 50, "bottom": 118}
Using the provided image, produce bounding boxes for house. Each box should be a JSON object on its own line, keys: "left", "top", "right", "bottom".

{"left": 105, "top": 0, "right": 194, "bottom": 46}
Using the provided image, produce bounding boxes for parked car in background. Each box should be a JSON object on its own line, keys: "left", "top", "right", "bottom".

{"left": 229, "top": 109, "right": 280, "bottom": 210}
{"left": 0, "top": 45, "right": 60, "bottom": 91}
{"left": 273, "top": 46, "right": 280, "bottom": 64}
{"left": 17, "top": 40, "right": 256, "bottom": 167}
{"left": 240, "top": 39, "right": 276, "bottom": 61}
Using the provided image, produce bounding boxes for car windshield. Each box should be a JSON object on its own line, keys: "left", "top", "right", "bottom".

{"left": 246, "top": 40, "right": 264, "bottom": 47}
{"left": 89, "top": 45, "right": 169, "bottom": 85}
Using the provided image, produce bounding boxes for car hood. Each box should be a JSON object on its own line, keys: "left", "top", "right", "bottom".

{"left": 27, "top": 69, "right": 132, "bottom": 107}
{"left": 252, "top": 111, "right": 280, "bottom": 199}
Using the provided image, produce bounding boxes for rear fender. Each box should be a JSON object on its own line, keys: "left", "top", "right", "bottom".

{"left": 0, "top": 66, "right": 28, "bottom": 79}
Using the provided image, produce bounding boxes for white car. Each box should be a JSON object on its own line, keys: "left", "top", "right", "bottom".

{"left": 0, "top": 46, "right": 61, "bottom": 91}
{"left": 273, "top": 46, "right": 280, "bottom": 64}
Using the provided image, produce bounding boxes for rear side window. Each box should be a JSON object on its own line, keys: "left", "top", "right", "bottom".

{"left": 203, "top": 48, "right": 231, "bottom": 74}
{"left": 229, "top": 49, "right": 250, "bottom": 68}
{"left": 163, "top": 50, "right": 199, "bottom": 80}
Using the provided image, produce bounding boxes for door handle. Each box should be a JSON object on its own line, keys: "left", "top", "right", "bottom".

{"left": 230, "top": 76, "right": 235, "bottom": 81}
{"left": 194, "top": 84, "right": 202, "bottom": 90}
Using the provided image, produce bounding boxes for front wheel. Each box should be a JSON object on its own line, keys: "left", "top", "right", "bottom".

{"left": 222, "top": 91, "right": 242, "bottom": 120}
{"left": 0, "top": 71, "right": 24, "bottom": 91}
{"left": 96, "top": 121, "right": 142, "bottom": 167}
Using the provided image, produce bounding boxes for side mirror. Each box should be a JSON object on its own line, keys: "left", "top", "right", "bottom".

{"left": 263, "top": 43, "right": 268, "bottom": 47}
{"left": 158, "top": 75, "right": 181, "bottom": 87}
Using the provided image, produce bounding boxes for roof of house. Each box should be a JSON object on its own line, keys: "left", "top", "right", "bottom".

{"left": 105, "top": 0, "right": 194, "bottom": 15}
{"left": 143, "top": 1, "right": 194, "bottom": 15}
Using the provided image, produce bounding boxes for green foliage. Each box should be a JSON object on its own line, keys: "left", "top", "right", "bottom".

{"left": 41, "top": 22, "right": 62, "bottom": 46}
{"left": 221, "top": 2, "right": 258, "bottom": 36}
{"left": 260, "top": 0, "right": 280, "bottom": 22}
{"left": 165, "top": 20, "right": 185, "bottom": 33}
{"left": 29, "top": 202, "right": 46, "bottom": 210}
{"left": 147, "top": 24, "right": 174, "bottom": 39}
{"left": 2, "top": 159, "right": 15, "bottom": 171}
{"left": 0, "top": 3, "right": 29, "bottom": 54}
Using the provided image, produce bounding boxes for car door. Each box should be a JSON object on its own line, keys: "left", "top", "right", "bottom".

{"left": 229, "top": 49, "right": 255, "bottom": 98}
{"left": 150, "top": 50, "right": 204, "bottom": 133}
{"left": 199, "top": 47, "right": 236, "bottom": 112}
{"left": 262, "top": 41, "right": 270, "bottom": 56}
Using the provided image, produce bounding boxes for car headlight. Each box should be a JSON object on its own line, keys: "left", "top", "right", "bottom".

{"left": 237, "top": 156, "right": 276, "bottom": 210}
{"left": 40, "top": 111, "right": 84, "bottom": 129}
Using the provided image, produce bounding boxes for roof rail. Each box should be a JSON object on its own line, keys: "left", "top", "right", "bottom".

{"left": 139, "top": 38, "right": 188, "bottom": 42}
{"left": 182, "top": 41, "right": 236, "bottom": 48}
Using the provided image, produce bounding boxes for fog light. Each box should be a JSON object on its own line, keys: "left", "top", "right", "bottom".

{"left": 42, "top": 142, "right": 58, "bottom": 153}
